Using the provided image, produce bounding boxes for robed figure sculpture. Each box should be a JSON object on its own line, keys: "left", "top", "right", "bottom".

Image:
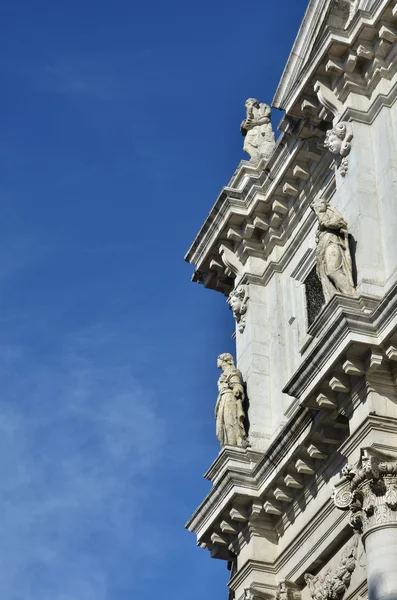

{"left": 215, "top": 353, "right": 248, "bottom": 449}
{"left": 312, "top": 198, "right": 355, "bottom": 303}
{"left": 240, "top": 98, "right": 276, "bottom": 163}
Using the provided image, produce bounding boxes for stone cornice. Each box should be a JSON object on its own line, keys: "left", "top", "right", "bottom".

{"left": 273, "top": 0, "right": 389, "bottom": 114}
{"left": 273, "top": 0, "right": 332, "bottom": 111}
{"left": 186, "top": 407, "right": 314, "bottom": 538}
{"left": 186, "top": 406, "right": 351, "bottom": 551}
{"left": 283, "top": 278, "right": 397, "bottom": 402}
{"left": 185, "top": 137, "right": 331, "bottom": 294}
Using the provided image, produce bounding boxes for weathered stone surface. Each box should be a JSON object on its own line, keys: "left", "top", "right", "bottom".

{"left": 215, "top": 353, "right": 248, "bottom": 449}
{"left": 240, "top": 98, "right": 276, "bottom": 163}
{"left": 312, "top": 198, "right": 355, "bottom": 303}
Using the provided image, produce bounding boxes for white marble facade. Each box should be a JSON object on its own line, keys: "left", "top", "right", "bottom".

{"left": 186, "top": 2, "right": 397, "bottom": 600}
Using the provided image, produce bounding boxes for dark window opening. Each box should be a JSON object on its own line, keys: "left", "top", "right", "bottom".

{"left": 305, "top": 267, "right": 325, "bottom": 326}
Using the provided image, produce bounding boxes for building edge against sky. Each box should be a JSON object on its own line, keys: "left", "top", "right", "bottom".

{"left": 185, "top": 2, "right": 397, "bottom": 600}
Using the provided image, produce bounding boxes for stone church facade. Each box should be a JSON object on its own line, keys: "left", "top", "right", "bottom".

{"left": 185, "top": 2, "right": 397, "bottom": 600}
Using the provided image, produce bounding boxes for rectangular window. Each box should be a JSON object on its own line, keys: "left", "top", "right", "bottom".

{"left": 305, "top": 267, "right": 324, "bottom": 326}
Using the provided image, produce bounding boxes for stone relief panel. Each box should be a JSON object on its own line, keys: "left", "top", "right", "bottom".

{"left": 215, "top": 353, "right": 248, "bottom": 449}
{"left": 333, "top": 447, "right": 397, "bottom": 534}
{"left": 228, "top": 285, "right": 249, "bottom": 333}
{"left": 324, "top": 122, "right": 353, "bottom": 177}
{"left": 311, "top": 198, "right": 355, "bottom": 303}
{"left": 240, "top": 98, "right": 276, "bottom": 163}
{"left": 304, "top": 535, "right": 359, "bottom": 600}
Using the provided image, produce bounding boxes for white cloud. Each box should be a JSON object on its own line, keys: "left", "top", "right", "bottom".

{"left": 0, "top": 325, "right": 165, "bottom": 599}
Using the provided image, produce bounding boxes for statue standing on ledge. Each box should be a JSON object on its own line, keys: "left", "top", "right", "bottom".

{"left": 240, "top": 98, "right": 276, "bottom": 163}
{"left": 312, "top": 198, "right": 355, "bottom": 303}
{"left": 215, "top": 353, "right": 248, "bottom": 448}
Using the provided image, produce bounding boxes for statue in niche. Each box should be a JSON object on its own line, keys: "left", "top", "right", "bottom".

{"left": 240, "top": 98, "right": 276, "bottom": 163}
{"left": 227, "top": 285, "right": 249, "bottom": 333}
{"left": 324, "top": 122, "right": 353, "bottom": 176}
{"left": 311, "top": 198, "right": 355, "bottom": 303}
{"left": 215, "top": 353, "right": 248, "bottom": 449}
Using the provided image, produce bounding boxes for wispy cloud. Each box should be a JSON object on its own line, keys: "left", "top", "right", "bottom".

{"left": 0, "top": 324, "right": 165, "bottom": 599}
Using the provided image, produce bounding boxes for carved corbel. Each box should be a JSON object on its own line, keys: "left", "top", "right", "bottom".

{"left": 219, "top": 244, "right": 244, "bottom": 279}
{"left": 314, "top": 81, "right": 353, "bottom": 177}
{"left": 227, "top": 284, "right": 249, "bottom": 333}
{"left": 314, "top": 81, "right": 344, "bottom": 124}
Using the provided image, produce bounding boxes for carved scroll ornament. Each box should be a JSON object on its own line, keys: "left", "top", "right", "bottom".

{"left": 333, "top": 447, "right": 397, "bottom": 535}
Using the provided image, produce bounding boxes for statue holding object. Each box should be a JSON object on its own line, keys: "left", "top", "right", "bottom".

{"left": 241, "top": 98, "right": 276, "bottom": 163}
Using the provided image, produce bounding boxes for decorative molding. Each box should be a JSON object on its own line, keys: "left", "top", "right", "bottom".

{"left": 333, "top": 447, "right": 397, "bottom": 535}
{"left": 228, "top": 285, "right": 249, "bottom": 333}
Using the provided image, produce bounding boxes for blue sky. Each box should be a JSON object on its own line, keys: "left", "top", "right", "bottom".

{"left": 0, "top": 2, "right": 307, "bottom": 598}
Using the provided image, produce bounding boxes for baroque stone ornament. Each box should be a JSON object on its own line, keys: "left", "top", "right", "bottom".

{"left": 304, "top": 535, "right": 359, "bottom": 600}
{"left": 215, "top": 353, "right": 248, "bottom": 449}
{"left": 228, "top": 285, "right": 249, "bottom": 333}
{"left": 311, "top": 198, "right": 355, "bottom": 303}
{"left": 244, "top": 589, "right": 268, "bottom": 600}
{"left": 276, "top": 581, "right": 301, "bottom": 600}
{"left": 324, "top": 122, "right": 353, "bottom": 177}
{"left": 333, "top": 447, "right": 397, "bottom": 534}
{"left": 240, "top": 98, "right": 276, "bottom": 163}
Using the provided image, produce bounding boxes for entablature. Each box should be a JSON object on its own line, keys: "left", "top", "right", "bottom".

{"left": 185, "top": 131, "right": 331, "bottom": 295}
{"left": 186, "top": 406, "right": 351, "bottom": 562}
{"left": 273, "top": 0, "right": 397, "bottom": 118}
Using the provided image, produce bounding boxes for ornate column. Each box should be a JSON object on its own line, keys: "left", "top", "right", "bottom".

{"left": 333, "top": 448, "right": 397, "bottom": 600}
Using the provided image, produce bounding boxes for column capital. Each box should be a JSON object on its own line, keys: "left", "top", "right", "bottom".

{"left": 333, "top": 447, "right": 397, "bottom": 535}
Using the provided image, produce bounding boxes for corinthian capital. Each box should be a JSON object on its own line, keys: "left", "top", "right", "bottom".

{"left": 333, "top": 447, "right": 397, "bottom": 535}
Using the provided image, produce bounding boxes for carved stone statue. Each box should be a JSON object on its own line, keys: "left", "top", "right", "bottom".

{"left": 215, "top": 353, "right": 248, "bottom": 448}
{"left": 311, "top": 198, "right": 355, "bottom": 302}
{"left": 324, "top": 122, "right": 353, "bottom": 176}
{"left": 227, "top": 285, "right": 249, "bottom": 333}
{"left": 241, "top": 98, "right": 276, "bottom": 163}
